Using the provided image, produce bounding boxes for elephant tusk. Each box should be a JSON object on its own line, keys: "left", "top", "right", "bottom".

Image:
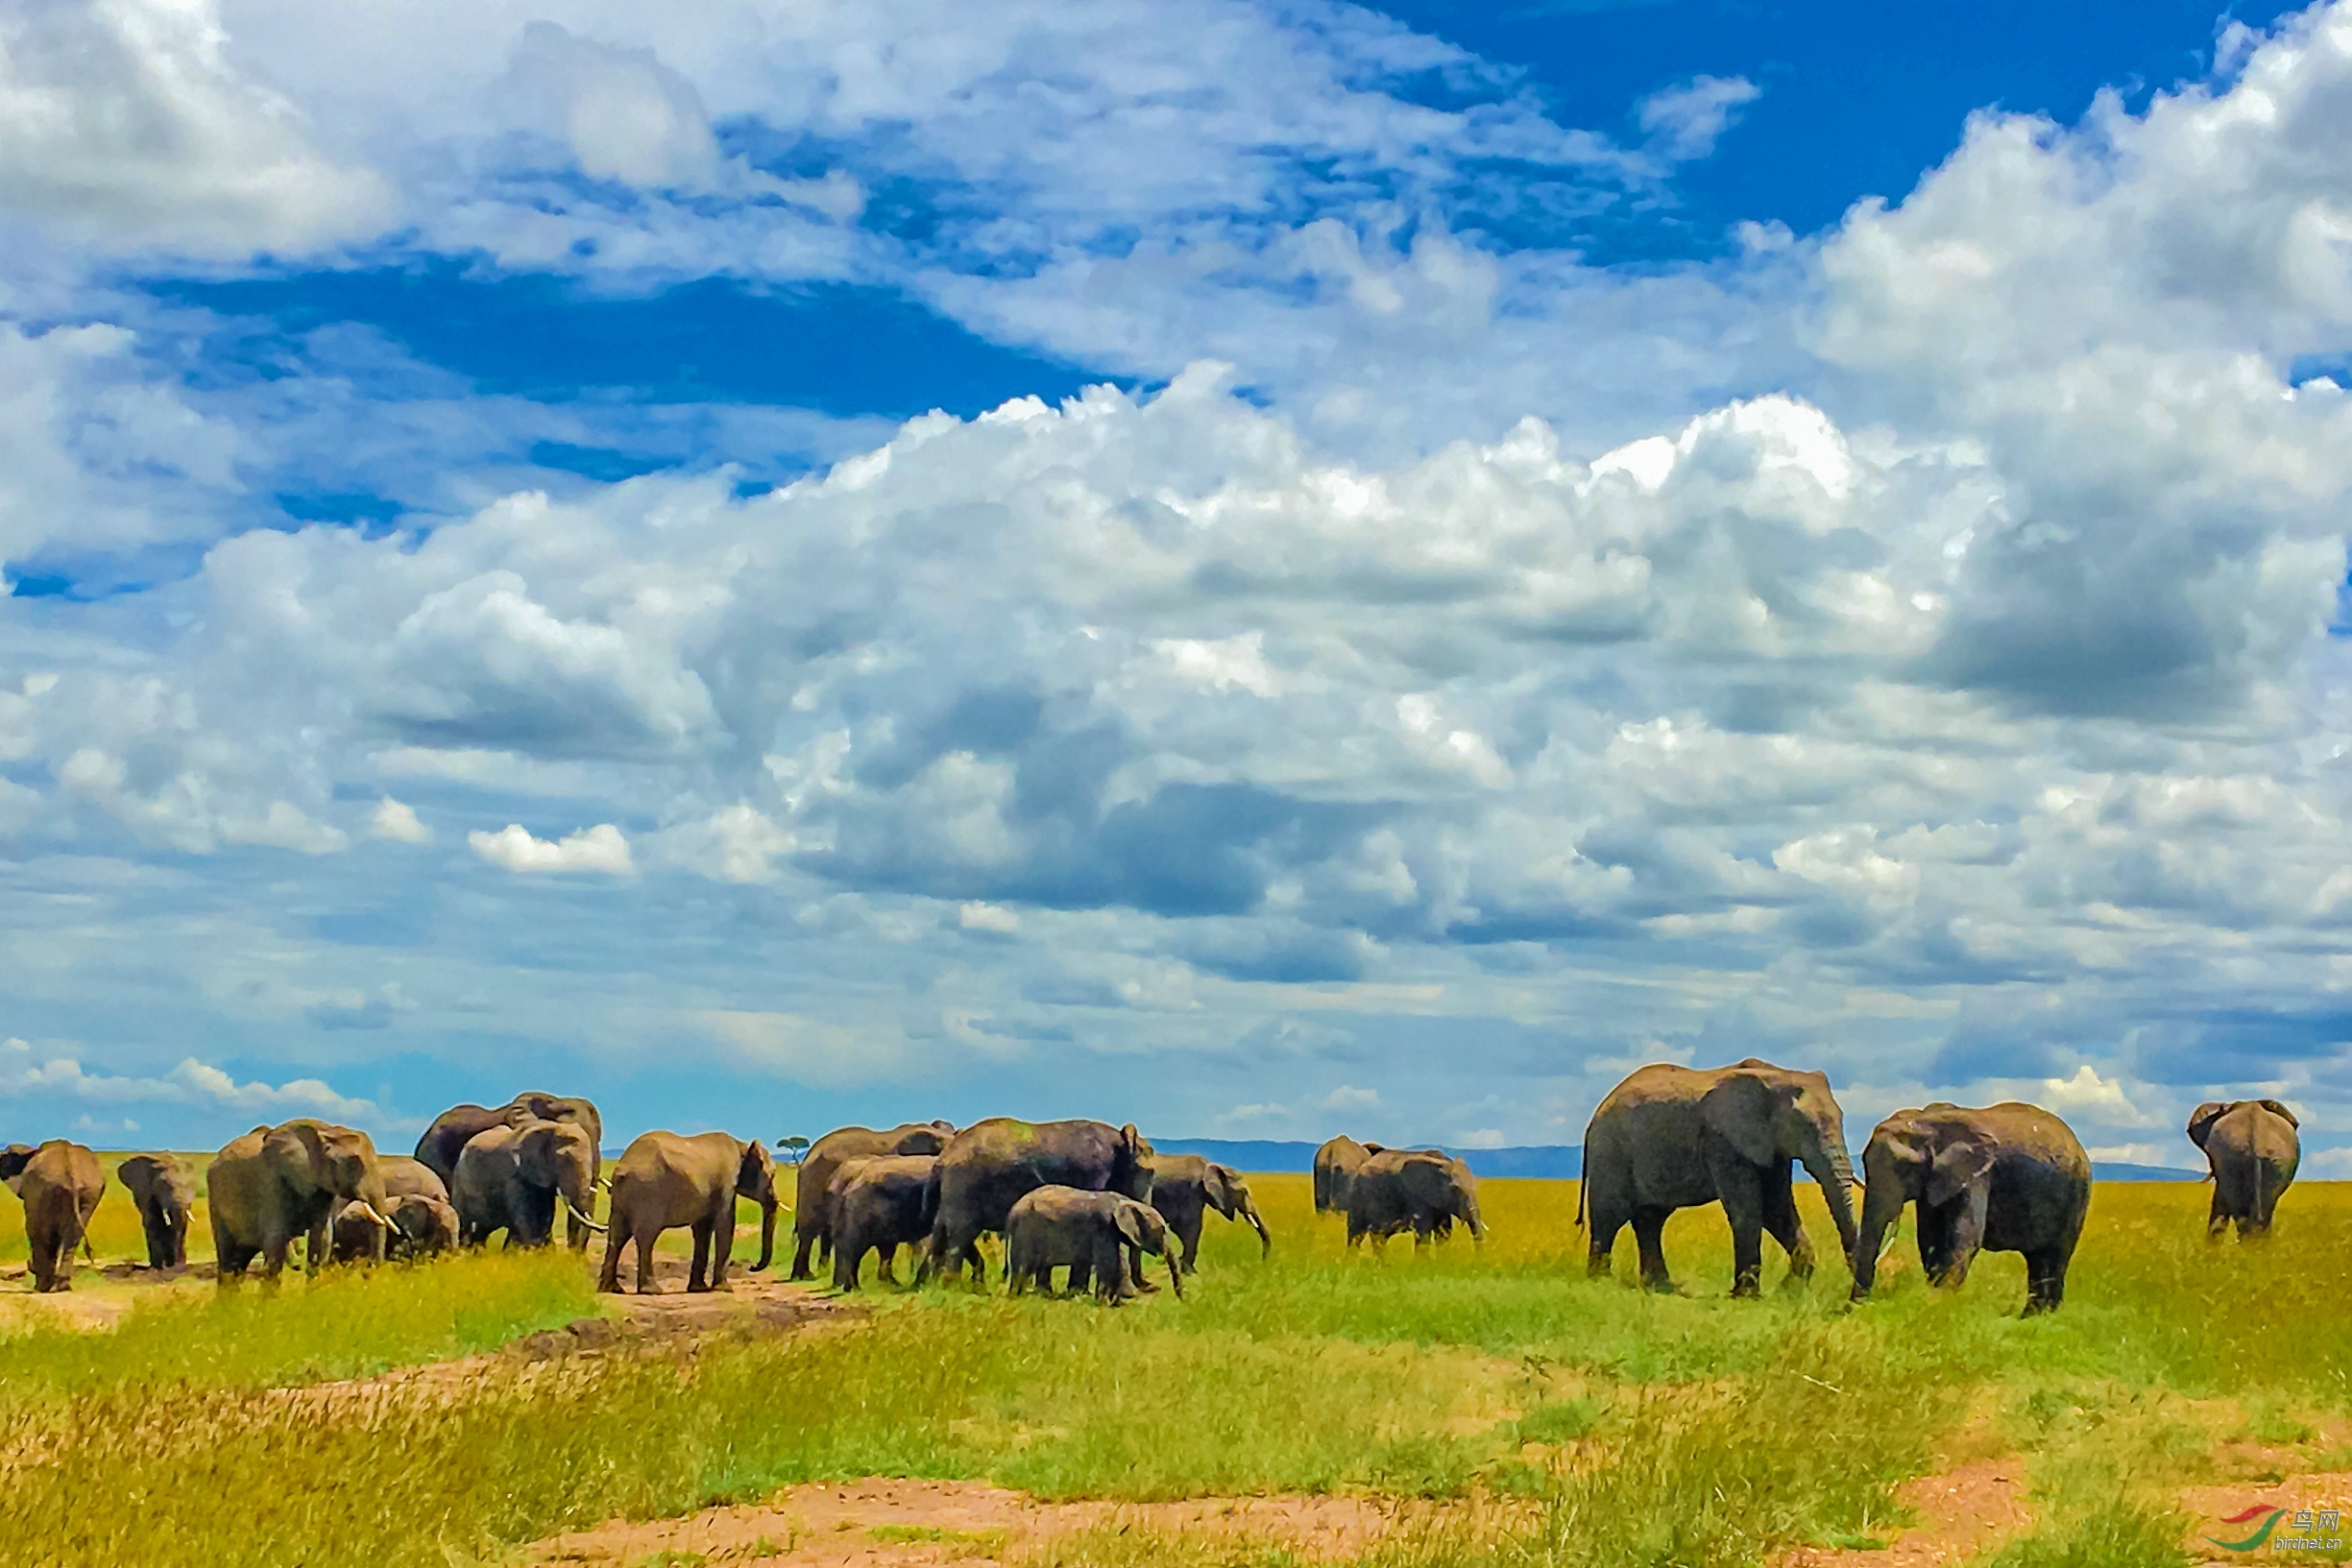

{"left": 355, "top": 1202, "right": 394, "bottom": 1228}
{"left": 568, "top": 1201, "right": 609, "bottom": 1234}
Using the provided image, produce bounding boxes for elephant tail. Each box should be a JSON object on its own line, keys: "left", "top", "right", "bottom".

{"left": 1575, "top": 1167, "right": 1587, "bottom": 1232}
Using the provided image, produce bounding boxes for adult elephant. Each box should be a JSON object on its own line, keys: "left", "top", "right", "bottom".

{"left": 922, "top": 1119, "right": 1155, "bottom": 1286}
{"left": 1345, "top": 1148, "right": 1481, "bottom": 1252}
{"left": 452, "top": 1118, "right": 605, "bottom": 1250}
{"left": 1313, "top": 1136, "right": 1386, "bottom": 1215}
{"left": 1851, "top": 1102, "right": 2090, "bottom": 1315}
{"left": 830, "top": 1155, "right": 938, "bottom": 1291}
{"left": 788, "top": 1121, "right": 956, "bottom": 1280}
{"left": 599, "top": 1131, "right": 778, "bottom": 1293}
{"left": 1148, "top": 1155, "right": 1272, "bottom": 1273}
{"left": 1580, "top": 1059, "right": 1859, "bottom": 1296}
{"left": 210, "top": 1121, "right": 395, "bottom": 1283}
{"left": 2, "top": 1141, "right": 105, "bottom": 1292}
{"left": 416, "top": 1093, "right": 604, "bottom": 1248}
{"left": 327, "top": 1154, "right": 452, "bottom": 1265}
{"left": 2188, "top": 1099, "right": 2299, "bottom": 1240}
{"left": 117, "top": 1152, "right": 197, "bottom": 1271}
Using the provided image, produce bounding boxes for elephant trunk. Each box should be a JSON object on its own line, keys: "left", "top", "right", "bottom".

{"left": 1244, "top": 1199, "right": 1272, "bottom": 1258}
{"left": 1802, "top": 1142, "right": 1859, "bottom": 1273}
{"left": 1849, "top": 1169, "right": 1904, "bottom": 1299}
{"left": 753, "top": 1197, "right": 778, "bottom": 1273}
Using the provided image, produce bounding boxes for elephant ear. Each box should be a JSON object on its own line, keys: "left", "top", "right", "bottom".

{"left": 1204, "top": 1164, "right": 1240, "bottom": 1218}
{"left": 519, "top": 1123, "right": 559, "bottom": 1185}
{"left": 738, "top": 1139, "right": 776, "bottom": 1197}
{"left": 2257, "top": 1098, "right": 2299, "bottom": 1128}
{"left": 1926, "top": 1138, "right": 1996, "bottom": 1208}
{"left": 1113, "top": 1199, "right": 1150, "bottom": 1248}
{"left": 1121, "top": 1122, "right": 1151, "bottom": 1160}
{"left": 2185, "top": 1102, "right": 2230, "bottom": 1148}
{"left": 1701, "top": 1073, "right": 1789, "bottom": 1169}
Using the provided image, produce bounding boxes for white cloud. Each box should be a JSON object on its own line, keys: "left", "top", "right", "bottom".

{"left": 0, "top": 0, "right": 389, "bottom": 253}
{"left": 1454, "top": 1127, "right": 1506, "bottom": 1148}
{"left": 645, "top": 805, "right": 794, "bottom": 883}
{"left": 2036, "top": 1065, "right": 2152, "bottom": 1127}
{"left": 468, "top": 822, "right": 633, "bottom": 876}
{"left": 0, "top": 1036, "right": 382, "bottom": 1123}
{"left": 701, "top": 1009, "right": 919, "bottom": 1087}
{"left": 1321, "top": 1084, "right": 1379, "bottom": 1112}
{"left": 1637, "top": 75, "right": 1761, "bottom": 162}
{"left": 959, "top": 902, "right": 1020, "bottom": 933}
{"left": 369, "top": 798, "right": 431, "bottom": 844}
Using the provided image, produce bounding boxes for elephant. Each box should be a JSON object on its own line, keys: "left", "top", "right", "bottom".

{"left": 117, "top": 1152, "right": 197, "bottom": 1271}
{"left": 922, "top": 1119, "right": 1156, "bottom": 1286}
{"left": 1147, "top": 1155, "right": 1271, "bottom": 1274}
{"left": 1345, "top": 1148, "right": 1482, "bottom": 1252}
{"left": 2, "top": 1141, "right": 105, "bottom": 1292}
{"left": 1851, "top": 1101, "right": 2091, "bottom": 1315}
{"left": 599, "top": 1131, "right": 778, "bottom": 1293}
{"left": 788, "top": 1121, "right": 956, "bottom": 1280}
{"left": 329, "top": 1198, "right": 395, "bottom": 1265}
{"left": 386, "top": 1194, "right": 459, "bottom": 1260}
{"left": 2188, "top": 1099, "right": 2299, "bottom": 1240}
{"left": 416, "top": 1093, "right": 604, "bottom": 1248}
{"left": 1006, "top": 1186, "right": 1182, "bottom": 1302}
{"left": 453, "top": 1117, "right": 606, "bottom": 1251}
{"left": 1312, "top": 1136, "right": 1386, "bottom": 1215}
{"left": 326, "top": 1153, "right": 454, "bottom": 1264}
{"left": 829, "top": 1154, "right": 939, "bottom": 1291}
{"left": 209, "top": 1120, "right": 395, "bottom": 1283}
{"left": 1580, "top": 1059, "right": 1860, "bottom": 1297}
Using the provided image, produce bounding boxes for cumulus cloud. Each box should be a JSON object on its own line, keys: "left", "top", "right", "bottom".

{"left": 370, "top": 798, "right": 430, "bottom": 843}
{"left": 469, "top": 822, "right": 633, "bottom": 876}
{"left": 0, "top": 0, "right": 389, "bottom": 253}
{"left": 0, "top": 1036, "right": 382, "bottom": 1123}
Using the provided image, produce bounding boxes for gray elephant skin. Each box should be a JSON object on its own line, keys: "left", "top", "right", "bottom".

{"left": 1851, "top": 1101, "right": 2090, "bottom": 1315}
{"left": 600, "top": 1131, "right": 778, "bottom": 1293}
{"left": 416, "top": 1093, "right": 604, "bottom": 1249}
{"left": 788, "top": 1121, "right": 955, "bottom": 1280}
{"left": 1345, "top": 1148, "right": 1482, "bottom": 1251}
{"left": 210, "top": 1120, "right": 394, "bottom": 1282}
{"left": 1006, "top": 1186, "right": 1182, "bottom": 1302}
{"left": 2188, "top": 1099, "right": 2298, "bottom": 1240}
{"left": 830, "top": 1154, "right": 939, "bottom": 1291}
{"left": 2, "top": 1141, "right": 105, "bottom": 1292}
{"left": 117, "top": 1152, "right": 197, "bottom": 1271}
{"left": 1148, "top": 1155, "right": 1272, "bottom": 1273}
{"left": 328, "top": 1154, "right": 455, "bottom": 1264}
{"left": 454, "top": 1117, "right": 605, "bottom": 1250}
{"left": 1580, "top": 1059, "right": 1860, "bottom": 1296}
{"left": 1312, "top": 1137, "right": 1386, "bottom": 1216}
{"left": 924, "top": 1119, "right": 1155, "bottom": 1285}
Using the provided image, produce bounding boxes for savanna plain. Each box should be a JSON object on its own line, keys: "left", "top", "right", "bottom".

{"left": 2, "top": 1164, "right": 2346, "bottom": 1568}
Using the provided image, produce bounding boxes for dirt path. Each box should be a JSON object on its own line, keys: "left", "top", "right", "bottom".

{"left": 527, "top": 1477, "right": 1411, "bottom": 1566}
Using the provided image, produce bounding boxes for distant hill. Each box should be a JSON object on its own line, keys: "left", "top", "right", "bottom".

{"left": 1156, "top": 1138, "right": 2207, "bottom": 1185}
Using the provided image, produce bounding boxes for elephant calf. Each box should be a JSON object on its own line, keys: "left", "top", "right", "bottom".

{"left": 1148, "top": 1155, "right": 1271, "bottom": 1274}
{"left": 1006, "top": 1186, "right": 1182, "bottom": 1303}
{"left": 1852, "top": 1102, "right": 2091, "bottom": 1315}
{"left": 831, "top": 1155, "right": 937, "bottom": 1291}
{"left": 388, "top": 1194, "right": 459, "bottom": 1260}
{"left": 118, "top": 1152, "right": 197, "bottom": 1271}
{"left": 2, "top": 1141, "right": 105, "bottom": 1292}
{"left": 2188, "top": 1099, "right": 2299, "bottom": 1240}
{"left": 1346, "top": 1149, "right": 1482, "bottom": 1253}
{"left": 601, "top": 1131, "right": 779, "bottom": 1294}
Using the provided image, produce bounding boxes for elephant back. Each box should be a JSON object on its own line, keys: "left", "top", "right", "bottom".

{"left": 938, "top": 1119, "right": 1148, "bottom": 1231}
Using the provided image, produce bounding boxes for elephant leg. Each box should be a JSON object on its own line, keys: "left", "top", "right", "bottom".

{"left": 2206, "top": 1185, "right": 2230, "bottom": 1241}
{"left": 1586, "top": 1194, "right": 1627, "bottom": 1281}
{"left": 2022, "top": 1247, "right": 2067, "bottom": 1315}
{"left": 598, "top": 1214, "right": 625, "bottom": 1291}
{"left": 688, "top": 1219, "right": 714, "bottom": 1292}
{"left": 710, "top": 1195, "right": 736, "bottom": 1289}
{"left": 877, "top": 1242, "right": 899, "bottom": 1286}
{"left": 789, "top": 1220, "right": 816, "bottom": 1282}
{"left": 635, "top": 1223, "right": 658, "bottom": 1294}
{"left": 1179, "top": 1218, "right": 1201, "bottom": 1274}
{"left": 1761, "top": 1173, "right": 1815, "bottom": 1283}
{"left": 1632, "top": 1209, "right": 1673, "bottom": 1292}
{"left": 1713, "top": 1162, "right": 1767, "bottom": 1297}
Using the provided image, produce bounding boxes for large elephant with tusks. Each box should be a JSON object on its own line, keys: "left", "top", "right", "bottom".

{"left": 1581, "top": 1059, "right": 1859, "bottom": 1296}
{"left": 921, "top": 1119, "right": 1155, "bottom": 1286}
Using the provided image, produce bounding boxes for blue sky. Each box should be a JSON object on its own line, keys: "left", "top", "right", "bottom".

{"left": 3, "top": 0, "right": 2350, "bottom": 1171}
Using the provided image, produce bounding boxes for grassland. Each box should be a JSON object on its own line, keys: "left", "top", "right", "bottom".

{"left": 2, "top": 1173, "right": 2348, "bottom": 1567}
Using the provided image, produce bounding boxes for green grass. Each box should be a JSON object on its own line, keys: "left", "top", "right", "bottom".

{"left": 1, "top": 1176, "right": 2346, "bottom": 1567}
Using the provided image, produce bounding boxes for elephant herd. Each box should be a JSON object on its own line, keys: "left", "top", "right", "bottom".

{"left": 0, "top": 1070, "right": 2310, "bottom": 1315}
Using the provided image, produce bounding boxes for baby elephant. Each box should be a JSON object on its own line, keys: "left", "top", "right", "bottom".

{"left": 1006, "top": 1186, "right": 1182, "bottom": 1303}
{"left": 831, "top": 1155, "right": 938, "bottom": 1291}
{"left": 387, "top": 1194, "right": 459, "bottom": 1260}
{"left": 2188, "top": 1099, "right": 2299, "bottom": 1240}
{"left": 117, "top": 1153, "right": 197, "bottom": 1270}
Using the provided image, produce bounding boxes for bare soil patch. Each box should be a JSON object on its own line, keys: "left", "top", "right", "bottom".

{"left": 2178, "top": 1470, "right": 2352, "bottom": 1560}
{"left": 526, "top": 1477, "right": 1410, "bottom": 1566}
{"left": 1775, "top": 1459, "right": 2033, "bottom": 1568}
